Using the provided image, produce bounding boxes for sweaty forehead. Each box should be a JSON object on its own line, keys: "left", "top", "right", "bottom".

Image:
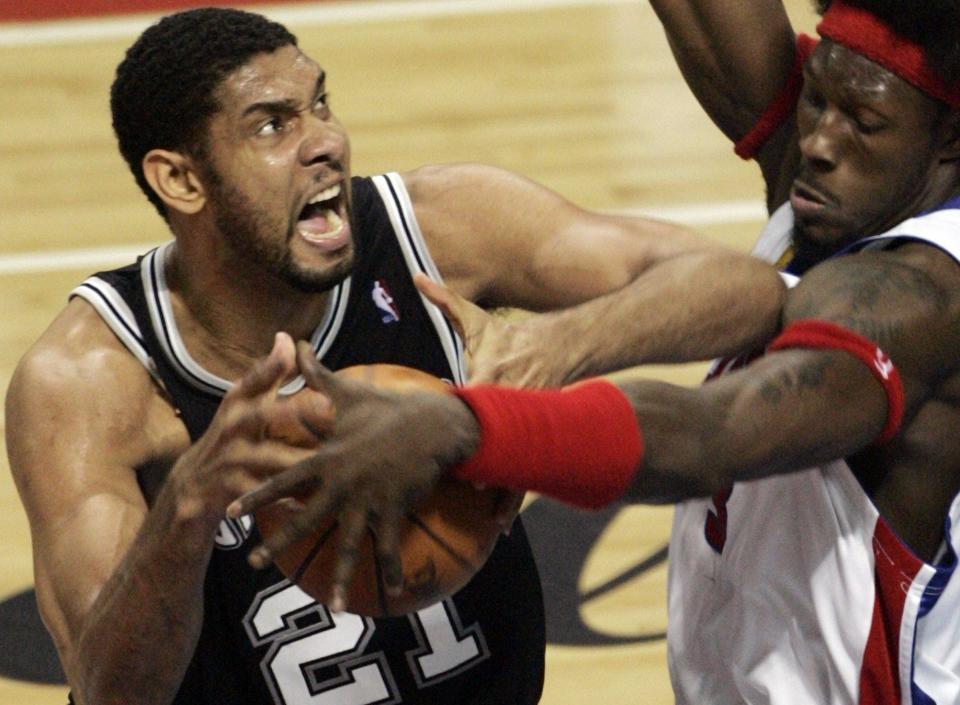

{"left": 808, "top": 39, "right": 930, "bottom": 111}
{"left": 217, "top": 45, "right": 324, "bottom": 110}
{"left": 809, "top": 40, "right": 903, "bottom": 100}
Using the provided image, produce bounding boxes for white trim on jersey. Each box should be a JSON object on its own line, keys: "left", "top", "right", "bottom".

{"left": 751, "top": 201, "right": 795, "bottom": 262}
{"left": 112, "top": 175, "right": 466, "bottom": 397}
{"left": 69, "top": 273, "right": 161, "bottom": 384}
{"left": 912, "top": 503, "right": 960, "bottom": 704}
{"left": 853, "top": 208, "right": 960, "bottom": 265}
{"left": 141, "top": 244, "right": 225, "bottom": 396}
{"left": 138, "top": 242, "right": 350, "bottom": 397}
{"left": 371, "top": 173, "right": 467, "bottom": 386}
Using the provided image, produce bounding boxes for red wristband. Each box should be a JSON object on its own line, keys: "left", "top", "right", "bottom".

{"left": 734, "top": 34, "right": 819, "bottom": 160}
{"left": 452, "top": 380, "right": 643, "bottom": 510}
{"left": 768, "top": 320, "right": 904, "bottom": 444}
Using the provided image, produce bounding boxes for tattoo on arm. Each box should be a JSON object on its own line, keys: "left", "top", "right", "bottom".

{"left": 785, "top": 253, "right": 947, "bottom": 349}
{"left": 758, "top": 355, "right": 830, "bottom": 405}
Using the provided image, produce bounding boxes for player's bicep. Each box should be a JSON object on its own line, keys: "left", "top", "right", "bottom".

{"left": 622, "top": 343, "right": 890, "bottom": 502}
{"left": 719, "top": 347, "right": 889, "bottom": 478}
{"left": 782, "top": 246, "right": 960, "bottom": 416}
{"left": 649, "top": 0, "right": 797, "bottom": 142}
{"left": 409, "top": 163, "right": 714, "bottom": 309}
{"left": 6, "top": 349, "right": 149, "bottom": 662}
{"left": 491, "top": 212, "right": 707, "bottom": 311}
{"left": 33, "top": 488, "right": 147, "bottom": 661}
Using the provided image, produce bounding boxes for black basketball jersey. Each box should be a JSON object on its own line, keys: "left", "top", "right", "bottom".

{"left": 69, "top": 174, "right": 545, "bottom": 705}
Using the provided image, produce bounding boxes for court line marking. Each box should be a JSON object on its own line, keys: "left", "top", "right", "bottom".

{"left": 0, "top": 0, "right": 637, "bottom": 47}
{"left": 0, "top": 199, "right": 767, "bottom": 275}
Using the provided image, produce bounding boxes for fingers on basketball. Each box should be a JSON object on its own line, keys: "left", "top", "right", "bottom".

{"left": 253, "top": 364, "right": 507, "bottom": 617}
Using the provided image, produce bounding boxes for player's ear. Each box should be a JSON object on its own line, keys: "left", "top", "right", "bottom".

{"left": 142, "top": 149, "right": 207, "bottom": 215}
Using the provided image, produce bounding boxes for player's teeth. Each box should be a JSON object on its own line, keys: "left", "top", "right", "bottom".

{"left": 308, "top": 184, "right": 340, "bottom": 205}
{"left": 298, "top": 210, "right": 343, "bottom": 239}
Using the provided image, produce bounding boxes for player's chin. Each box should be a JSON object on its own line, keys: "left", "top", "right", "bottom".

{"left": 793, "top": 216, "right": 854, "bottom": 254}
{"left": 284, "top": 247, "right": 355, "bottom": 293}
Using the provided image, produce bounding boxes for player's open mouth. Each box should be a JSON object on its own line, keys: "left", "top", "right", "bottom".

{"left": 297, "top": 183, "right": 347, "bottom": 248}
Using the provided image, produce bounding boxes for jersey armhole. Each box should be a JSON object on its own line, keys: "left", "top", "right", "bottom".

{"left": 70, "top": 277, "right": 162, "bottom": 385}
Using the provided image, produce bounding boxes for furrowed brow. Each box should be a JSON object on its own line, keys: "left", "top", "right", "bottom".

{"left": 242, "top": 70, "right": 327, "bottom": 118}
{"left": 242, "top": 98, "right": 299, "bottom": 119}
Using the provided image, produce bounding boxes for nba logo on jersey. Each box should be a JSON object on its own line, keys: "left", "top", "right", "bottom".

{"left": 372, "top": 279, "right": 400, "bottom": 324}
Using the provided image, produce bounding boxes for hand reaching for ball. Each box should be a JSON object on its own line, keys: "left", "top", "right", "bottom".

{"left": 228, "top": 342, "right": 514, "bottom": 616}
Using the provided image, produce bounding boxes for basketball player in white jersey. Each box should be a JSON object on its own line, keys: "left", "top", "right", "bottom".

{"left": 3, "top": 8, "right": 784, "bottom": 705}
{"left": 233, "top": 1, "right": 960, "bottom": 702}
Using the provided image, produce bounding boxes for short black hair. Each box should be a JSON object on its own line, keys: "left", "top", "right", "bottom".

{"left": 110, "top": 8, "right": 298, "bottom": 218}
{"left": 815, "top": 0, "right": 960, "bottom": 90}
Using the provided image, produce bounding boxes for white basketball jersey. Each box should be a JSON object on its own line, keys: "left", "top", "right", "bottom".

{"left": 668, "top": 203, "right": 960, "bottom": 705}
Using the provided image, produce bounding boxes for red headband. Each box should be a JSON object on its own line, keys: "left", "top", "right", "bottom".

{"left": 817, "top": 0, "right": 960, "bottom": 108}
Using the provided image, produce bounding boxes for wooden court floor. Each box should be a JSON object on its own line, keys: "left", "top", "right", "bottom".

{"left": 0, "top": 1, "right": 818, "bottom": 703}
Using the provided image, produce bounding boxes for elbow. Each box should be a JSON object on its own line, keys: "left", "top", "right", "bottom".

{"left": 714, "top": 254, "right": 787, "bottom": 351}
{"left": 737, "top": 255, "right": 787, "bottom": 339}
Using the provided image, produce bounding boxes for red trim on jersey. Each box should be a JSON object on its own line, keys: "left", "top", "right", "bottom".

{"left": 734, "top": 34, "right": 819, "bottom": 160}
{"left": 452, "top": 380, "right": 643, "bottom": 510}
{"left": 859, "top": 518, "right": 925, "bottom": 705}
{"left": 817, "top": 0, "right": 960, "bottom": 108}
{"left": 768, "top": 320, "right": 905, "bottom": 444}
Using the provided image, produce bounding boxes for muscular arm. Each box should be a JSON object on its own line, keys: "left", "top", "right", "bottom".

{"left": 648, "top": 0, "right": 804, "bottom": 206}
{"left": 231, "top": 245, "right": 960, "bottom": 602}
{"left": 7, "top": 312, "right": 209, "bottom": 705}
{"left": 6, "top": 309, "right": 320, "bottom": 705}
{"left": 407, "top": 163, "right": 786, "bottom": 383}
{"left": 624, "top": 244, "right": 960, "bottom": 502}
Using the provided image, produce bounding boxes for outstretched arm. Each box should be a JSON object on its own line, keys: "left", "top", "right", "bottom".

{"left": 230, "top": 243, "right": 960, "bottom": 610}
{"left": 416, "top": 254, "right": 784, "bottom": 387}
{"left": 457, "top": 243, "right": 959, "bottom": 504}
{"left": 409, "top": 163, "right": 786, "bottom": 386}
{"left": 648, "top": 0, "right": 805, "bottom": 205}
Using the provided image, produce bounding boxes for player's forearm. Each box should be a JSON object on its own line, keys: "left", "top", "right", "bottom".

{"left": 452, "top": 346, "right": 889, "bottom": 508}
{"left": 649, "top": 0, "right": 797, "bottom": 142}
{"left": 70, "top": 473, "right": 220, "bottom": 705}
{"left": 532, "top": 250, "right": 785, "bottom": 380}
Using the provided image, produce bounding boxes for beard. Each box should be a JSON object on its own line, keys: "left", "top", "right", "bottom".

{"left": 205, "top": 173, "right": 353, "bottom": 293}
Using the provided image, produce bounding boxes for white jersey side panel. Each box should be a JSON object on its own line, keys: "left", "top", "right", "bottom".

{"left": 669, "top": 466, "right": 877, "bottom": 704}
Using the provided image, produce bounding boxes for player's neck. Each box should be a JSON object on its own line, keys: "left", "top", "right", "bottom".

{"left": 163, "top": 242, "right": 330, "bottom": 378}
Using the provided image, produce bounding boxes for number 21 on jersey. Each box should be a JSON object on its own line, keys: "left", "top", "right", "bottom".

{"left": 244, "top": 579, "right": 488, "bottom": 704}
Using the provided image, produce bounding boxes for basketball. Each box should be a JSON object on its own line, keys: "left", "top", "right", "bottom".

{"left": 255, "top": 364, "right": 515, "bottom": 617}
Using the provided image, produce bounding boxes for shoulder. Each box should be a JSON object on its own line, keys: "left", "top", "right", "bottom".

{"left": 7, "top": 298, "right": 181, "bottom": 478}
{"left": 397, "top": 164, "right": 553, "bottom": 298}
{"left": 790, "top": 242, "right": 960, "bottom": 319}
{"left": 785, "top": 242, "right": 960, "bottom": 385}
{"left": 11, "top": 297, "right": 151, "bottom": 397}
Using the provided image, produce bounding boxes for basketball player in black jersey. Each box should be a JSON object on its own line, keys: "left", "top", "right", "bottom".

{"left": 5, "top": 8, "right": 783, "bottom": 705}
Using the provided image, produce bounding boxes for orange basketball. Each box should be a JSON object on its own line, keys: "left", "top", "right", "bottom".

{"left": 255, "top": 364, "right": 514, "bottom": 617}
